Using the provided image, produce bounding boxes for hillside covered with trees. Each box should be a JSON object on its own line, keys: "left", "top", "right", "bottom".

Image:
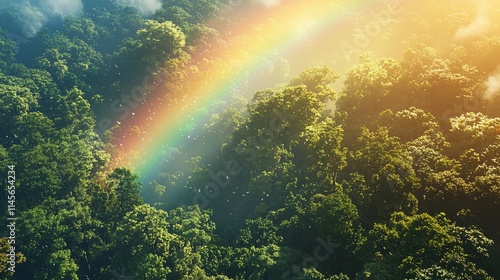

{"left": 0, "top": 0, "right": 500, "bottom": 279}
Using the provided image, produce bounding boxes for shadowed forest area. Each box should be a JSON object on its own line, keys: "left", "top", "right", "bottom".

{"left": 0, "top": 0, "right": 500, "bottom": 279}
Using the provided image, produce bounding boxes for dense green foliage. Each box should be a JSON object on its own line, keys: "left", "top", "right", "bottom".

{"left": 0, "top": 0, "right": 499, "bottom": 279}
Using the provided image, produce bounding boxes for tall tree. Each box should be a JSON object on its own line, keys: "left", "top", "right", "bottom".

{"left": 358, "top": 212, "right": 494, "bottom": 280}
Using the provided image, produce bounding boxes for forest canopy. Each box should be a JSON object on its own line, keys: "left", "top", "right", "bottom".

{"left": 0, "top": 0, "right": 499, "bottom": 279}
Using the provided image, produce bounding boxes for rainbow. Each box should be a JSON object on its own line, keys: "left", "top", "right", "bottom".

{"left": 109, "top": 0, "right": 396, "bottom": 182}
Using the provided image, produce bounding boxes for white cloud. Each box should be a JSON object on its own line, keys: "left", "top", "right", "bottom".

{"left": 485, "top": 71, "right": 500, "bottom": 99}
{"left": 455, "top": 0, "right": 490, "bottom": 39}
{"left": 117, "top": 0, "right": 162, "bottom": 16}
{"left": 455, "top": 15, "right": 489, "bottom": 39}
{"left": 260, "top": 0, "right": 280, "bottom": 8}
{"left": 0, "top": 0, "right": 83, "bottom": 38}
